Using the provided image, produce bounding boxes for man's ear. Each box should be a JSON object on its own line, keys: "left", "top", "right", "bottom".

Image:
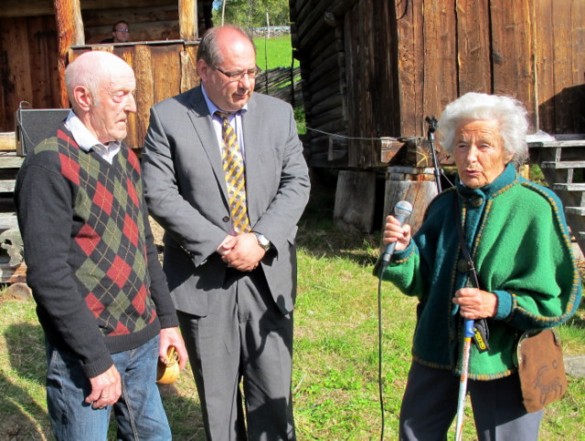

{"left": 197, "top": 59, "right": 210, "bottom": 82}
{"left": 73, "top": 85, "right": 92, "bottom": 111}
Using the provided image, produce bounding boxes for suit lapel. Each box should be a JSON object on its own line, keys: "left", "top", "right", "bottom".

{"left": 186, "top": 88, "right": 229, "bottom": 202}
{"left": 242, "top": 96, "right": 267, "bottom": 224}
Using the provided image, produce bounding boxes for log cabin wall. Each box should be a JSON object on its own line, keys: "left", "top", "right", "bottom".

{"left": 69, "top": 42, "right": 200, "bottom": 149}
{"left": 0, "top": 0, "right": 212, "bottom": 138}
{"left": 83, "top": 3, "right": 181, "bottom": 44}
{"left": 82, "top": 0, "right": 214, "bottom": 43}
{"left": 291, "top": 0, "right": 585, "bottom": 170}
{"left": 0, "top": 15, "right": 61, "bottom": 132}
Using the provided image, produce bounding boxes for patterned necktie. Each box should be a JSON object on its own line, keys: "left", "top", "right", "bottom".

{"left": 216, "top": 111, "right": 251, "bottom": 233}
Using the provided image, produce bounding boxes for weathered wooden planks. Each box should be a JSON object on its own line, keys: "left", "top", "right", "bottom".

{"left": 0, "top": 134, "right": 17, "bottom": 152}
{"left": 66, "top": 41, "right": 200, "bottom": 149}
{"left": 333, "top": 170, "right": 377, "bottom": 232}
{"left": 456, "top": 0, "right": 491, "bottom": 95}
{"left": 83, "top": 5, "right": 181, "bottom": 43}
{"left": 383, "top": 166, "right": 439, "bottom": 234}
{"left": 291, "top": 0, "right": 585, "bottom": 171}
{"left": 0, "top": 0, "right": 212, "bottom": 137}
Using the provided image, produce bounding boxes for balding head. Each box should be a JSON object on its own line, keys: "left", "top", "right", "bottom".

{"left": 64, "top": 51, "right": 137, "bottom": 143}
{"left": 197, "top": 25, "right": 256, "bottom": 68}
{"left": 65, "top": 51, "right": 134, "bottom": 104}
{"left": 196, "top": 25, "right": 257, "bottom": 112}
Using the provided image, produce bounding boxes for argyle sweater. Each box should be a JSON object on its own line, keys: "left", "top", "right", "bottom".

{"left": 380, "top": 163, "right": 582, "bottom": 380}
{"left": 15, "top": 125, "right": 178, "bottom": 378}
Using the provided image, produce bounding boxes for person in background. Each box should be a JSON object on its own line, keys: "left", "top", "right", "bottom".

{"left": 101, "top": 20, "right": 130, "bottom": 43}
{"left": 141, "top": 24, "right": 310, "bottom": 440}
{"left": 15, "top": 51, "right": 187, "bottom": 441}
{"left": 377, "top": 92, "right": 581, "bottom": 440}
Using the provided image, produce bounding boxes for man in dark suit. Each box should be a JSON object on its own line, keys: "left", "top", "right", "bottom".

{"left": 141, "top": 24, "right": 311, "bottom": 440}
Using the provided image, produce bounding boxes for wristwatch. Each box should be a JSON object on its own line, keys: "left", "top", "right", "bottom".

{"left": 253, "top": 232, "right": 271, "bottom": 252}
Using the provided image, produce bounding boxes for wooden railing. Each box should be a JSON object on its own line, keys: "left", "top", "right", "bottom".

{"left": 529, "top": 136, "right": 585, "bottom": 257}
{"left": 254, "top": 67, "right": 302, "bottom": 106}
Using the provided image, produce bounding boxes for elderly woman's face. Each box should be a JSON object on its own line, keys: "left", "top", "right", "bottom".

{"left": 454, "top": 119, "right": 513, "bottom": 189}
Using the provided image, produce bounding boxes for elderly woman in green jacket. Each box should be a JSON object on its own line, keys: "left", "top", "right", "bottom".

{"left": 379, "top": 92, "right": 582, "bottom": 441}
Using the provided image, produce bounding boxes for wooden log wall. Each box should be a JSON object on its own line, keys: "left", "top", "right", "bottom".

{"left": 291, "top": 0, "right": 585, "bottom": 170}
{"left": 82, "top": 0, "right": 210, "bottom": 46}
{"left": 0, "top": 15, "right": 61, "bottom": 132}
{"left": 70, "top": 42, "right": 200, "bottom": 149}
{"left": 290, "top": 0, "right": 351, "bottom": 168}
{"left": 344, "top": 0, "right": 399, "bottom": 169}
{"left": 0, "top": 0, "right": 211, "bottom": 135}
{"left": 83, "top": 4, "right": 180, "bottom": 44}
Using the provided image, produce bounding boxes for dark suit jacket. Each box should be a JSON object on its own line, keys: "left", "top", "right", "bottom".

{"left": 142, "top": 87, "right": 310, "bottom": 316}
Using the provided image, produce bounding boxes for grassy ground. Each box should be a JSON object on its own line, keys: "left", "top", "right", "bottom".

{"left": 0, "top": 171, "right": 584, "bottom": 440}
{"left": 254, "top": 35, "right": 299, "bottom": 71}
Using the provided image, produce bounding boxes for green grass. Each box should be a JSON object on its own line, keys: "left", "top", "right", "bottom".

{"left": 1, "top": 183, "right": 584, "bottom": 439}
{"left": 254, "top": 35, "right": 298, "bottom": 70}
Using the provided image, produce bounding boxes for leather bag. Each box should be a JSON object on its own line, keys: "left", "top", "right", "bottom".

{"left": 516, "top": 328, "right": 567, "bottom": 412}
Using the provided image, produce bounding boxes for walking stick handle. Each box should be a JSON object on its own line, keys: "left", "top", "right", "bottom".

{"left": 463, "top": 319, "right": 475, "bottom": 337}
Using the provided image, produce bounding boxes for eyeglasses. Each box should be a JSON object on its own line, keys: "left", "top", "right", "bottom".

{"left": 213, "top": 66, "right": 260, "bottom": 81}
{"left": 115, "top": 28, "right": 130, "bottom": 33}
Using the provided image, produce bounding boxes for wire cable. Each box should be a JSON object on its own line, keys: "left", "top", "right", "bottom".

{"left": 306, "top": 126, "right": 400, "bottom": 142}
{"left": 377, "top": 271, "right": 386, "bottom": 440}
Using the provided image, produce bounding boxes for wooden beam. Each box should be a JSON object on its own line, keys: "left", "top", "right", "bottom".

{"left": 178, "top": 0, "right": 198, "bottom": 40}
{"left": 380, "top": 137, "right": 405, "bottom": 164}
{"left": 490, "top": 0, "right": 534, "bottom": 125}
{"left": 1, "top": 0, "right": 54, "bottom": 17}
{"left": 1, "top": 0, "right": 177, "bottom": 18}
{"left": 456, "top": 0, "right": 491, "bottom": 94}
{"left": 0, "top": 133, "right": 17, "bottom": 152}
{"left": 54, "top": 0, "right": 84, "bottom": 107}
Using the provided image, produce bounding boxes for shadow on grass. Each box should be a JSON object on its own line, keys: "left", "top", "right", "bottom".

{"left": 158, "top": 383, "right": 207, "bottom": 441}
{"left": 0, "top": 373, "right": 49, "bottom": 440}
{"left": 566, "top": 302, "right": 585, "bottom": 329}
{"left": 2, "top": 321, "right": 205, "bottom": 440}
{"left": 297, "top": 169, "right": 380, "bottom": 267}
{"left": 2, "top": 323, "right": 50, "bottom": 439}
{"left": 297, "top": 220, "right": 379, "bottom": 267}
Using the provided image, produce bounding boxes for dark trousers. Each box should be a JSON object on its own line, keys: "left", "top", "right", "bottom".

{"left": 178, "top": 269, "right": 295, "bottom": 441}
{"left": 399, "top": 361, "right": 543, "bottom": 441}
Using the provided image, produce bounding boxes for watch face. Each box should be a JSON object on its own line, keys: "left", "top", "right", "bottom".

{"left": 255, "top": 233, "right": 270, "bottom": 250}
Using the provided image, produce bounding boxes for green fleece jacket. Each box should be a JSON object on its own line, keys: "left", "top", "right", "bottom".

{"left": 380, "top": 164, "right": 582, "bottom": 380}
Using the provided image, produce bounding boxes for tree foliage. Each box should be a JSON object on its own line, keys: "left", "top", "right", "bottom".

{"left": 212, "top": 0, "right": 291, "bottom": 28}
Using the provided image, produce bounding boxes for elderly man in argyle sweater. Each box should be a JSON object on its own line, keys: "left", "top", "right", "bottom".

{"left": 15, "top": 51, "right": 187, "bottom": 441}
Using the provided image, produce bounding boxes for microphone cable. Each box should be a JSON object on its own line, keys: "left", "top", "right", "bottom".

{"left": 374, "top": 201, "right": 412, "bottom": 440}
{"left": 376, "top": 270, "right": 386, "bottom": 441}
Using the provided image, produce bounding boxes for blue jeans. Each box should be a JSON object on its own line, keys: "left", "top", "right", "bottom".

{"left": 46, "top": 335, "right": 171, "bottom": 441}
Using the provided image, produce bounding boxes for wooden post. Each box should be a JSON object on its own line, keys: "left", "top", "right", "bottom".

{"left": 383, "top": 166, "right": 439, "bottom": 234}
{"left": 179, "top": 0, "right": 198, "bottom": 41}
{"left": 54, "top": 0, "right": 84, "bottom": 107}
{"left": 333, "top": 170, "right": 377, "bottom": 233}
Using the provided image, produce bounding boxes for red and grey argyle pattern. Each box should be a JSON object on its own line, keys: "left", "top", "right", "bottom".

{"left": 48, "top": 129, "right": 157, "bottom": 337}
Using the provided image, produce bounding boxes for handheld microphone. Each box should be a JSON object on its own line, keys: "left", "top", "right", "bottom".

{"left": 380, "top": 200, "right": 413, "bottom": 267}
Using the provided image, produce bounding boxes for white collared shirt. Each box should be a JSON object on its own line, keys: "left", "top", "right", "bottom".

{"left": 64, "top": 111, "right": 121, "bottom": 164}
